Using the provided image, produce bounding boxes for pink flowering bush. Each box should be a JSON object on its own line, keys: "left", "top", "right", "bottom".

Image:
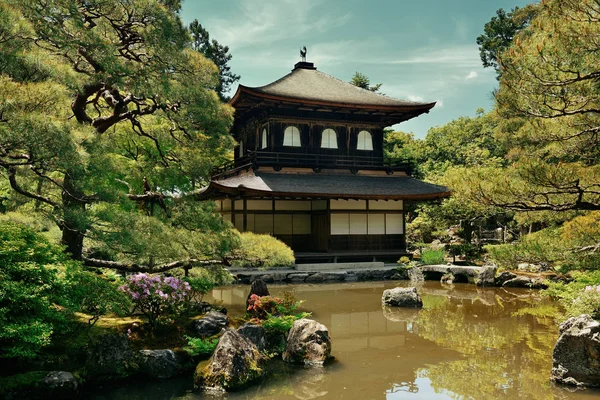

{"left": 120, "top": 273, "right": 191, "bottom": 328}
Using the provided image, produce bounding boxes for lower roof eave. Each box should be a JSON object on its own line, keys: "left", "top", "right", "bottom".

{"left": 196, "top": 182, "right": 451, "bottom": 201}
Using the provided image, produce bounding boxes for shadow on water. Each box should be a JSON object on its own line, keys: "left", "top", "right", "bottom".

{"left": 85, "top": 281, "right": 600, "bottom": 400}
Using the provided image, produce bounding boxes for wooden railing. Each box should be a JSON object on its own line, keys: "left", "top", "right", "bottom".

{"left": 212, "top": 151, "right": 413, "bottom": 176}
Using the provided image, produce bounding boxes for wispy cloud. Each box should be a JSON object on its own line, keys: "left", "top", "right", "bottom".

{"left": 465, "top": 71, "right": 478, "bottom": 80}
{"left": 206, "top": 0, "right": 351, "bottom": 50}
{"left": 383, "top": 45, "right": 482, "bottom": 68}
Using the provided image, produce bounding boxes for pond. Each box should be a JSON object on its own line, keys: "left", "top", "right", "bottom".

{"left": 86, "top": 281, "right": 600, "bottom": 399}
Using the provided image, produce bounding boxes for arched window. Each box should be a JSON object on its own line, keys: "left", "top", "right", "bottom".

{"left": 283, "top": 126, "right": 301, "bottom": 147}
{"left": 357, "top": 130, "right": 373, "bottom": 151}
{"left": 320, "top": 128, "right": 338, "bottom": 149}
{"left": 260, "top": 128, "right": 268, "bottom": 149}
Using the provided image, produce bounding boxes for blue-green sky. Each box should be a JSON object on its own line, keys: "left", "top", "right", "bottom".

{"left": 181, "top": 0, "right": 532, "bottom": 138}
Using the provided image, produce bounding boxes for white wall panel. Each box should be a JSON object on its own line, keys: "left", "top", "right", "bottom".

{"left": 293, "top": 214, "right": 311, "bottom": 234}
{"left": 246, "top": 200, "right": 273, "bottom": 210}
{"left": 349, "top": 214, "right": 367, "bottom": 234}
{"left": 274, "top": 215, "right": 293, "bottom": 234}
{"left": 254, "top": 214, "right": 273, "bottom": 233}
{"left": 368, "top": 214, "right": 385, "bottom": 234}
{"left": 331, "top": 213, "right": 350, "bottom": 235}
{"left": 386, "top": 214, "right": 404, "bottom": 234}
{"left": 331, "top": 199, "right": 367, "bottom": 210}
{"left": 275, "top": 200, "right": 311, "bottom": 211}
{"left": 369, "top": 200, "right": 403, "bottom": 210}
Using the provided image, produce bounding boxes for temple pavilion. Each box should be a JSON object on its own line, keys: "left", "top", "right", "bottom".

{"left": 197, "top": 60, "right": 450, "bottom": 263}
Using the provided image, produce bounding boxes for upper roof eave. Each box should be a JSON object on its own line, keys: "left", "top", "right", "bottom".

{"left": 230, "top": 85, "right": 436, "bottom": 114}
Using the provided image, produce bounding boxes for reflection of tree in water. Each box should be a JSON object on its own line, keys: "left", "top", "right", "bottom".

{"left": 387, "top": 381, "right": 419, "bottom": 394}
{"left": 413, "top": 289, "right": 561, "bottom": 399}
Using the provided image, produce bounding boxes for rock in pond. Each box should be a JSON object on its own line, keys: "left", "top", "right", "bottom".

{"left": 237, "top": 322, "right": 267, "bottom": 352}
{"left": 440, "top": 273, "right": 455, "bottom": 284}
{"left": 42, "top": 371, "right": 78, "bottom": 398}
{"left": 408, "top": 267, "right": 424, "bottom": 282}
{"left": 495, "top": 271, "right": 517, "bottom": 286}
{"left": 476, "top": 265, "right": 497, "bottom": 287}
{"left": 551, "top": 314, "right": 600, "bottom": 387}
{"left": 502, "top": 275, "right": 548, "bottom": 289}
{"left": 139, "top": 349, "right": 183, "bottom": 379}
{"left": 283, "top": 318, "right": 332, "bottom": 365}
{"left": 193, "top": 311, "right": 228, "bottom": 338}
{"left": 194, "top": 329, "right": 266, "bottom": 391}
{"left": 382, "top": 287, "right": 423, "bottom": 308}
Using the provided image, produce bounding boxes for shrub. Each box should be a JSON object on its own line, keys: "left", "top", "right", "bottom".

{"left": 120, "top": 273, "right": 191, "bottom": 328}
{"left": 181, "top": 266, "right": 233, "bottom": 305}
{"left": 545, "top": 271, "right": 600, "bottom": 319}
{"left": 230, "top": 232, "right": 294, "bottom": 269}
{"left": 420, "top": 248, "right": 445, "bottom": 265}
{"left": 247, "top": 291, "right": 304, "bottom": 320}
{"left": 184, "top": 336, "right": 219, "bottom": 357}
{"left": 0, "top": 222, "right": 127, "bottom": 359}
{"left": 262, "top": 315, "right": 302, "bottom": 335}
{"left": 397, "top": 256, "right": 411, "bottom": 265}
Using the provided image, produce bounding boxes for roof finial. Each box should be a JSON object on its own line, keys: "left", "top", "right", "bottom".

{"left": 300, "top": 46, "right": 307, "bottom": 62}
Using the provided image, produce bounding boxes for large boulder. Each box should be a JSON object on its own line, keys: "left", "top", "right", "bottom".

{"left": 85, "top": 333, "right": 139, "bottom": 380}
{"left": 382, "top": 287, "right": 423, "bottom": 308}
{"left": 476, "top": 265, "right": 497, "bottom": 287}
{"left": 237, "top": 322, "right": 267, "bottom": 352}
{"left": 193, "top": 311, "right": 228, "bottom": 338}
{"left": 194, "top": 329, "right": 265, "bottom": 391}
{"left": 283, "top": 319, "right": 332, "bottom": 365}
{"left": 551, "top": 314, "right": 600, "bottom": 387}
{"left": 138, "top": 349, "right": 183, "bottom": 379}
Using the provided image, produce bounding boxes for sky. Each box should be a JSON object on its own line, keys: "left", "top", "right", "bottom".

{"left": 180, "top": 0, "right": 533, "bottom": 138}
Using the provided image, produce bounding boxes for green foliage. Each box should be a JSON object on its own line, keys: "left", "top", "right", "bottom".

{"left": 397, "top": 256, "right": 411, "bottom": 265}
{"left": 486, "top": 212, "right": 600, "bottom": 272}
{"left": 184, "top": 336, "right": 219, "bottom": 357}
{"left": 545, "top": 271, "right": 600, "bottom": 319}
{"left": 446, "top": 243, "right": 482, "bottom": 263}
{"left": 0, "top": 222, "right": 126, "bottom": 359}
{"left": 349, "top": 72, "right": 382, "bottom": 93}
{"left": 420, "top": 249, "right": 445, "bottom": 265}
{"left": 262, "top": 314, "right": 307, "bottom": 335}
{"left": 230, "top": 232, "right": 294, "bottom": 269}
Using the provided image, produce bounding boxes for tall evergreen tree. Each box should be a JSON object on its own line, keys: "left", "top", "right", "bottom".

{"left": 476, "top": 5, "right": 537, "bottom": 79}
{"left": 189, "top": 20, "right": 240, "bottom": 102}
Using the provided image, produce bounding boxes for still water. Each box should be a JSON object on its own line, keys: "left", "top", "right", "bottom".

{"left": 88, "top": 281, "right": 600, "bottom": 399}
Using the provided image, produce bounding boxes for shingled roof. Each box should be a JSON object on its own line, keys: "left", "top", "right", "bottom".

{"left": 230, "top": 62, "right": 436, "bottom": 112}
{"left": 197, "top": 170, "right": 450, "bottom": 201}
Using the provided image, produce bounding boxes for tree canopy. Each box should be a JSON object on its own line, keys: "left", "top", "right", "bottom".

{"left": 350, "top": 72, "right": 382, "bottom": 93}
{"left": 0, "top": 0, "right": 237, "bottom": 270}
{"left": 467, "top": 0, "right": 600, "bottom": 213}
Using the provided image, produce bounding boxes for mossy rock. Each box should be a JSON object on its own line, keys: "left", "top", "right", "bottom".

{"left": 0, "top": 371, "right": 78, "bottom": 399}
{"left": 194, "top": 329, "right": 266, "bottom": 391}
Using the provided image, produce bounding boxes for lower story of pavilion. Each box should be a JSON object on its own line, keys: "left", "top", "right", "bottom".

{"left": 198, "top": 168, "right": 450, "bottom": 263}
{"left": 215, "top": 197, "right": 408, "bottom": 263}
